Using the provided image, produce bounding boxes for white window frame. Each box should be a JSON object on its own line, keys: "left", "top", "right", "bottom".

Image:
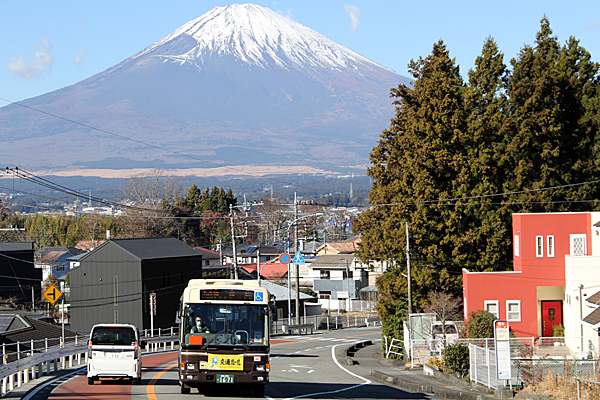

{"left": 514, "top": 235, "right": 520, "bottom": 257}
{"left": 484, "top": 300, "right": 499, "bottom": 319}
{"left": 547, "top": 235, "right": 555, "bottom": 257}
{"left": 536, "top": 236, "right": 544, "bottom": 257}
{"left": 570, "top": 234, "right": 587, "bottom": 256}
{"left": 506, "top": 300, "right": 521, "bottom": 322}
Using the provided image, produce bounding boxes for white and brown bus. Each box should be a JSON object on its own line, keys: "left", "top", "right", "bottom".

{"left": 177, "top": 279, "right": 271, "bottom": 396}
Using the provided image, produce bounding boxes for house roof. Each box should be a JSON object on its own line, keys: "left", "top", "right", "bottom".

{"left": 80, "top": 237, "right": 200, "bottom": 261}
{"left": 193, "top": 247, "right": 221, "bottom": 259}
{"left": 0, "top": 242, "right": 33, "bottom": 252}
{"left": 0, "top": 315, "right": 77, "bottom": 345}
{"left": 240, "top": 263, "right": 288, "bottom": 279}
{"left": 259, "top": 280, "right": 313, "bottom": 301}
{"left": 309, "top": 254, "right": 357, "bottom": 269}
{"left": 317, "top": 240, "right": 359, "bottom": 254}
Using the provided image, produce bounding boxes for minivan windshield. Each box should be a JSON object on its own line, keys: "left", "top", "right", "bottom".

{"left": 91, "top": 327, "right": 136, "bottom": 346}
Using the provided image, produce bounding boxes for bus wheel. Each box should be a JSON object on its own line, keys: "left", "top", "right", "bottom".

{"left": 254, "top": 385, "right": 265, "bottom": 397}
{"left": 181, "top": 383, "right": 191, "bottom": 394}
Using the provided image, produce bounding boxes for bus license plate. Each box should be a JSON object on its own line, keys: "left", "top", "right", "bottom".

{"left": 216, "top": 374, "right": 234, "bottom": 383}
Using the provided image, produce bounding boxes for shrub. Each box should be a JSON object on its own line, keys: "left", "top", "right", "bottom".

{"left": 464, "top": 309, "right": 495, "bottom": 338}
{"left": 444, "top": 343, "right": 470, "bottom": 378}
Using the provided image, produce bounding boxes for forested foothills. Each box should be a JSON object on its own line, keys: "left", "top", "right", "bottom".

{"left": 354, "top": 18, "right": 600, "bottom": 330}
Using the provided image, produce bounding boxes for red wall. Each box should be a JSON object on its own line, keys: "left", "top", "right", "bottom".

{"left": 463, "top": 212, "right": 591, "bottom": 337}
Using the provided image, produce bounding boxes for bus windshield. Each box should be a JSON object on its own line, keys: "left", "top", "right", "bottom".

{"left": 183, "top": 303, "right": 269, "bottom": 348}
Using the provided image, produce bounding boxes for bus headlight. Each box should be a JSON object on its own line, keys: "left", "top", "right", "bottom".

{"left": 255, "top": 364, "right": 265, "bottom": 372}
{"left": 187, "top": 363, "right": 195, "bottom": 370}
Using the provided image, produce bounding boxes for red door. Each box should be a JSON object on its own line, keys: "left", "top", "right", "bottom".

{"left": 541, "top": 301, "right": 562, "bottom": 337}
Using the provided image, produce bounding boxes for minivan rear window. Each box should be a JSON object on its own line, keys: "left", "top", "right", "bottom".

{"left": 91, "top": 327, "right": 136, "bottom": 346}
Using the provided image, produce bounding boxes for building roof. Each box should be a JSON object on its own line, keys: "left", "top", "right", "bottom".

{"left": 259, "top": 280, "right": 313, "bottom": 301}
{"left": 80, "top": 237, "right": 200, "bottom": 261}
{"left": 74, "top": 240, "right": 107, "bottom": 251}
{"left": 309, "top": 254, "right": 357, "bottom": 269}
{"left": 0, "top": 242, "right": 33, "bottom": 252}
{"left": 0, "top": 315, "right": 77, "bottom": 345}
{"left": 240, "top": 263, "right": 288, "bottom": 279}
{"left": 193, "top": 247, "right": 221, "bottom": 260}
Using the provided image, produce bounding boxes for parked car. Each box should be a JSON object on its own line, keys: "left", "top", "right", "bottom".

{"left": 428, "top": 321, "right": 459, "bottom": 355}
{"left": 87, "top": 323, "right": 146, "bottom": 385}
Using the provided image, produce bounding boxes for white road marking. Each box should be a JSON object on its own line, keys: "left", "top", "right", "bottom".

{"left": 281, "top": 343, "right": 372, "bottom": 400}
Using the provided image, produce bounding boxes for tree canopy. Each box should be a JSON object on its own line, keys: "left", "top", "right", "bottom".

{"left": 354, "top": 18, "right": 600, "bottom": 337}
{"left": 354, "top": 17, "right": 600, "bottom": 297}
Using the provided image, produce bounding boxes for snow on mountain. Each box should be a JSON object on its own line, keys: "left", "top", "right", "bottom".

{"left": 0, "top": 3, "right": 410, "bottom": 173}
{"left": 136, "top": 3, "right": 389, "bottom": 73}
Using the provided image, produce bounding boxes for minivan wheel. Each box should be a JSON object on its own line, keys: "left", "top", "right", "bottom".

{"left": 87, "top": 377, "right": 94, "bottom": 385}
{"left": 132, "top": 378, "right": 139, "bottom": 385}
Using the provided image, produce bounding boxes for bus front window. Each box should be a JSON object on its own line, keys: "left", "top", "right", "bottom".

{"left": 184, "top": 304, "right": 269, "bottom": 347}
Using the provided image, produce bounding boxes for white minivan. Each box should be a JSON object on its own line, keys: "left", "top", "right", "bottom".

{"left": 87, "top": 323, "right": 145, "bottom": 384}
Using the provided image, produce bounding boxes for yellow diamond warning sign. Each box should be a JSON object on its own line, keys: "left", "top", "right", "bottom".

{"left": 42, "top": 284, "right": 63, "bottom": 305}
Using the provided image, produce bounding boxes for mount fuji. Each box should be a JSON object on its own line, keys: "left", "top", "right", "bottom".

{"left": 0, "top": 3, "right": 409, "bottom": 175}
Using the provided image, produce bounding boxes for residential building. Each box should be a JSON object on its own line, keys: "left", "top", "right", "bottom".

{"left": 311, "top": 254, "right": 368, "bottom": 311}
{"left": 70, "top": 237, "right": 202, "bottom": 332}
{"left": 463, "top": 212, "right": 600, "bottom": 357}
{"left": 0, "top": 242, "right": 41, "bottom": 305}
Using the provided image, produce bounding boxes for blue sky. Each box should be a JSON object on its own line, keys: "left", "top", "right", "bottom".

{"left": 1, "top": 1, "right": 599, "bottom": 104}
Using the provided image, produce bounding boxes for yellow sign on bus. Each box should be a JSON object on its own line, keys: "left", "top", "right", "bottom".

{"left": 200, "top": 354, "right": 244, "bottom": 371}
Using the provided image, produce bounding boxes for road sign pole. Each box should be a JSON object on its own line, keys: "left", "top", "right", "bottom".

{"left": 61, "top": 296, "right": 65, "bottom": 347}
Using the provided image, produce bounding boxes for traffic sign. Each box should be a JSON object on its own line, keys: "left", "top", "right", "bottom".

{"left": 292, "top": 251, "right": 305, "bottom": 265}
{"left": 279, "top": 253, "right": 291, "bottom": 264}
{"left": 42, "top": 284, "right": 63, "bottom": 305}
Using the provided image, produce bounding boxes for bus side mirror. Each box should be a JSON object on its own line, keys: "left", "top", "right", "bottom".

{"left": 175, "top": 310, "right": 182, "bottom": 324}
{"left": 140, "top": 340, "right": 147, "bottom": 349}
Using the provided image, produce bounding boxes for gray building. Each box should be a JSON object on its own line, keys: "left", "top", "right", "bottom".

{"left": 70, "top": 237, "right": 202, "bottom": 332}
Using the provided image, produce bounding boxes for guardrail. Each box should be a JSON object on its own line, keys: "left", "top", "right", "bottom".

{"left": 0, "top": 332, "right": 179, "bottom": 396}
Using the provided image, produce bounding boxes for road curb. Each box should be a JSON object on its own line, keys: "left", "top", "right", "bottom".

{"left": 339, "top": 340, "right": 373, "bottom": 365}
{"left": 369, "top": 369, "right": 497, "bottom": 399}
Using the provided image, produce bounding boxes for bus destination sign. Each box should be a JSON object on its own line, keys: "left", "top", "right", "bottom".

{"left": 200, "top": 289, "right": 254, "bottom": 301}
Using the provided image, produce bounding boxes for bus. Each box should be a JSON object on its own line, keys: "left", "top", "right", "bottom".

{"left": 177, "top": 279, "right": 272, "bottom": 396}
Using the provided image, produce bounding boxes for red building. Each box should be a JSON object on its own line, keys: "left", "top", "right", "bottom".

{"left": 463, "top": 212, "right": 592, "bottom": 338}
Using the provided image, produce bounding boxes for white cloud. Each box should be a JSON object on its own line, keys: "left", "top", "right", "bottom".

{"left": 73, "top": 50, "right": 87, "bottom": 66}
{"left": 344, "top": 4, "right": 361, "bottom": 34}
{"left": 5, "top": 39, "right": 53, "bottom": 79}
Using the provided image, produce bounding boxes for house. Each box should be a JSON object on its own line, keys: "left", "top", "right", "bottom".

{"left": 193, "top": 246, "right": 222, "bottom": 266}
{"left": 258, "top": 280, "right": 314, "bottom": 321}
{"left": 316, "top": 240, "right": 359, "bottom": 255}
{"left": 0, "top": 242, "right": 42, "bottom": 305}
{"left": 70, "top": 237, "right": 203, "bottom": 332}
{"left": 310, "top": 254, "right": 368, "bottom": 311}
{"left": 463, "top": 212, "right": 600, "bottom": 357}
{"left": 37, "top": 246, "right": 86, "bottom": 283}
{"left": 223, "top": 244, "right": 282, "bottom": 265}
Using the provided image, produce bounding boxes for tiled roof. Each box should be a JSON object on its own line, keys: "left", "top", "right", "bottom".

{"left": 240, "top": 263, "right": 288, "bottom": 279}
{"left": 193, "top": 247, "right": 221, "bottom": 259}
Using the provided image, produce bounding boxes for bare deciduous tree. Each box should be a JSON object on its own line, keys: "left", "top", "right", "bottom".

{"left": 423, "top": 291, "right": 462, "bottom": 340}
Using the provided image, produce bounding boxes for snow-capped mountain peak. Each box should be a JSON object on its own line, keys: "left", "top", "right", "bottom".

{"left": 135, "top": 3, "right": 384, "bottom": 71}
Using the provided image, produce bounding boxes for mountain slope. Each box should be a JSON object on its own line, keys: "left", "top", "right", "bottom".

{"left": 0, "top": 3, "right": 410, "bottom": 173}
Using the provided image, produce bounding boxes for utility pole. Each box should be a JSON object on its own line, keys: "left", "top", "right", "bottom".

{"left": 294, "top": 192, "right": 300, "bottom": 324}
{"left": 230, "top": 204, "right": 238, "bottom": 279}
{"left": 406, "top": 222, "right": 412, "bottom": 315}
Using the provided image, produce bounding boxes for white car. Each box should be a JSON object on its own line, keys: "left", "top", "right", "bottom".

{"left": 428, "top": 321, "right": 459, "bottom": 354}
{"left": 87, "top": 323, "right": 145, "bottom": 385}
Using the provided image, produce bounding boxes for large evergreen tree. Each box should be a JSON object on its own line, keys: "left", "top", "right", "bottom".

{"left": 355, "top": 18, "right": 600, "bottom": 318}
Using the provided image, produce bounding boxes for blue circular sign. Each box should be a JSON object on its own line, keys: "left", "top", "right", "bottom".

{"left": 279, "top": 253, "right": 291, "bottom": 264}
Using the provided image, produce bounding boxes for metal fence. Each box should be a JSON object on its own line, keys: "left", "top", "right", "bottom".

{"left": 271, "top": 313, "right": 379, "bottom": 333}
{"left": 469, "top": 342, "right": 597, "bottom": 390}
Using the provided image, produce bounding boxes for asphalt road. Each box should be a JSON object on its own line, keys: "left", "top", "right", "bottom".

{"left": 30, "top": 327, "right": 432, "bottom": 400}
